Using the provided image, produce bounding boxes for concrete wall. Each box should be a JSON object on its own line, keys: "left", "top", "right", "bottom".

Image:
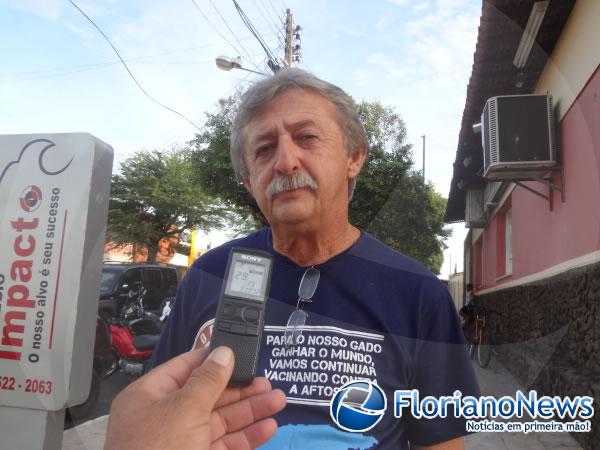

{"left": 477, "top": 260, "right": 600, "bottom": 449}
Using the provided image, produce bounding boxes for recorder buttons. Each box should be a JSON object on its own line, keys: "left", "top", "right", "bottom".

{"left": 223, "top": 303, "right": 236, "bottom": 317}
{"left": 230, "top": 323, "right": 246, "bottom": 334}
{"left": 242, "top": 307, "right": 260, "bottom": 324}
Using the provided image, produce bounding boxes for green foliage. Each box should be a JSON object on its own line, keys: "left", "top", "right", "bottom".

{"left": 190, "top": 97, "right": 265, "bottom": 232}
{"left": 191, "top": 97, "right": 450, "bottom": 274}
{"left": 350, "top": 101, "right": 451, "bottom": 274}
{"left": 108, "top": 148, "right": 226, "bottom": 262}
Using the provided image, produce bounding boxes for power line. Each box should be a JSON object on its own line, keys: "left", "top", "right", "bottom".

{"left": 231, "top": 0, "right": 282, "bottom": 71}
{"left": 157, "top": 111, "right": 206, "bottom": 149}
{"left": 68, "top": 0, "right": 202, "bottom": 131}
{"left": 190, "top": 0, "right": 247, "bottom": 61}
{"left": 259, "top": 0, "right": 283, "bottom": 34}
{"left": 157, "top": 69, "right": 253, "bottom": 149}
{"left": 260, "top": 0, "right": 282, "bottom": 28}
{"left": 207, "top": 0, "right": 262, "bottom": 70}
{"left": 0, "top": 62, "right": 115, "bottom": 83}
{"left": 250, "top": 0, "right": 280, "bottom": 39}
{"left": 0, "top": 50, "right": 264, "bottom": 83}
{"left": 4, "top": 60, "right": 117, "bottom": 78}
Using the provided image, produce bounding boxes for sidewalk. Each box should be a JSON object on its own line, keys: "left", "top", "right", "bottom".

{"left": 63, "top": 358, "right": 584, "bottom": 450}
{"left": 63, "top": 415, "right": 108, "bottom": 450}
{"left": 465, "top": 357, "right": 582, "bottom": 450}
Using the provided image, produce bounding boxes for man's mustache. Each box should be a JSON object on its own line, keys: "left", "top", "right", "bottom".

{"left": 265, "top": 172, "right": 318, "bottom": 199}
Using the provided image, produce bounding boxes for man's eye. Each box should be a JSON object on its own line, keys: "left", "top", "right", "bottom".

{"left": 255, "top": 145, "right": 274, "bottom": 157}
{"left": 298, "top": 134, "right": 318, "bottom": 143}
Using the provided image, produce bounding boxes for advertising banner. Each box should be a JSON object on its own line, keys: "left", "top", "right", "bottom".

{"left": 0, "top": 133, "right": 113, "bottom": 411}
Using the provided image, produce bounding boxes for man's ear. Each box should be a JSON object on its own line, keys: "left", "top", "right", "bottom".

{"left": 348, "top": 148, "right": 367, "bottom": 179}
{"left": 241, "top": 177, "right": 253, "bottom": 194}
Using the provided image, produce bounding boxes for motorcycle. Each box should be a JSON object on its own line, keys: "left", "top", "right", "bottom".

{"left": 67, "top": 287, "right": 168, "bottom": 422}
{"left": 110, "top": 286, "right": 163, "bottom": 377}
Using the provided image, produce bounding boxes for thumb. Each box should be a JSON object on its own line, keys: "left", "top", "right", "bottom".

{"left": 181, "top": 346, "right": 235, "bottom": 415}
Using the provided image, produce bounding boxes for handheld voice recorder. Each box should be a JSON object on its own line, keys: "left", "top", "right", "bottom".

{"left": 209, "top": 247, "right": 274, "bottom": 385}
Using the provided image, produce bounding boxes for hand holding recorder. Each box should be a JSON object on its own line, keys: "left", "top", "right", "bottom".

{"left": 104, "top": 346, "right": 286, "bottom": 450}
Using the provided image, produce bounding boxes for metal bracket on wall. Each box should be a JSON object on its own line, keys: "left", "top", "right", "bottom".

{"left": 513, "top": 166, "right": 565, "bottom": 211}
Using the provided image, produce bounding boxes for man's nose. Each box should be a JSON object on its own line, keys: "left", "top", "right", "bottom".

{"left": 273, "top": 135, "right": 300, "bottom": 175}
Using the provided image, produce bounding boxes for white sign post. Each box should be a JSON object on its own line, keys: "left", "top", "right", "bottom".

{"left": 0, "top": 133, "right": 113, "bottom": 449}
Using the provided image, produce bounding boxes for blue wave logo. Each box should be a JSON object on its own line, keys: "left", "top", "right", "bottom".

{"left": 330, "top": 381, "right": 387, "bottom": 432}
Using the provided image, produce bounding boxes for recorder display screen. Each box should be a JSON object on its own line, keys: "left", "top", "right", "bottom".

{"left": 227, "top": 260, "right": 267, "bottom": 299}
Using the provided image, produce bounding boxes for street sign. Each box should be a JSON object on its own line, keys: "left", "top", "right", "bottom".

{"left": 0, "top": 133, "right": 113, "bottom": 449}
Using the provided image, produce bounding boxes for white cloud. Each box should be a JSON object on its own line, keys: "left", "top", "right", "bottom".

{"left": 5, "top": 0, "right": 64, "bottom": 21}
{"left": 385, "top": 0, "right": 410, "bottom": 6}
{"left": 334, "top": 25, "right": 363, "bottom": 38}
{"left": 4, "top": 0, "right": 107, "bottom": 22}
{"left": 364, "top": 52, "right": 408, "bottom": 79}
{"left": 366, "top": 52, "right": 394, "bottom": 66}
{"left": 62, "top": 19, "right": 96, "bottom": 41}
{"left": 351, "top": 68, "right": 370, "bottom": 87}
{"left": 73, "top": 1, "right": 108, "bottom": 18}
{"left": 375, "top": 15, "right": 402, "bottom": 32}
{"left": 413, "top": 2, "right": 431, "bottom": 12}
{"left": 404, "top": 6, "right": 479, "bottom": 89}
{"left": 435, "top": 0, "right": 473, "bottom": 12}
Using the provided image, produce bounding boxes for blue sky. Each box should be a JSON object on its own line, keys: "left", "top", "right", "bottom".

{"left": 1, "top": 0, "right": 481, "bottom": 276}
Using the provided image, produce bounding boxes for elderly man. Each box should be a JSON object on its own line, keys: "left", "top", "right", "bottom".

{"left": 151, "top": 68, "right": 479, "bottom": 449}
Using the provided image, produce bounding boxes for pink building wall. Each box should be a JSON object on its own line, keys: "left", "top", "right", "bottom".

{"left": 474, "top": 65, "right": 600, "bottom": 291}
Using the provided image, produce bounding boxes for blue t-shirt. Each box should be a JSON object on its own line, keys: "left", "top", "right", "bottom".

{"left": 151, "top": 228, "right": 480, "bottom": 449}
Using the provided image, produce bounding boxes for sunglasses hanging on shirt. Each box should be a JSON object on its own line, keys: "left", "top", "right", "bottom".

{"left": 284, "top": 266, "right": 320, "bottom": 347}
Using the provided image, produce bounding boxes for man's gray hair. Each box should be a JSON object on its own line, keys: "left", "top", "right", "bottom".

{"left": 230, "top": 68, "right": 369, "bottom": 199}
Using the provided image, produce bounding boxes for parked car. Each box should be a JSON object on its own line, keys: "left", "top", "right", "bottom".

{"left": 99, "top": 263, "right": 179, "bottom": 317}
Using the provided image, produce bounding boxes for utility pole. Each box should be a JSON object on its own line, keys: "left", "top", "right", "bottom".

{"left": 421, "top": 134, "right": 426, "bottom": 181}
{"left": 284, "top": 9, "right": 301, "bottom": 67}
{"left": 284, "top": 9, "right": 293, "bottom": 66}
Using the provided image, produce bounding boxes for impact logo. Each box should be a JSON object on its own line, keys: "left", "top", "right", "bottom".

{"left": 20, "top": 185, "right": 43, "bottom": 212}
{"left": 330, "top": 381, "right": 387, "bottom": 432}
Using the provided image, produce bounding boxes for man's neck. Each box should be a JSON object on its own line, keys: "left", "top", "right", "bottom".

{"left": 270, "top": 220, "right": 360, "bottom": 266}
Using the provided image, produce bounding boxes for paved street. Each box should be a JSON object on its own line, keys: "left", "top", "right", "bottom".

{"left": 63, "top": 356, "right": 585, "bottom": 449}
{"left": 64, "top": 372, "right": 131, "bottom": 430}
{"left": 62, "top": 372, "right": 130, "bottom": 450}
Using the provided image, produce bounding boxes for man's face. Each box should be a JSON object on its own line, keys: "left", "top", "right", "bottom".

{"left": 241, "top": 88, "right": 365, "bottom": 228}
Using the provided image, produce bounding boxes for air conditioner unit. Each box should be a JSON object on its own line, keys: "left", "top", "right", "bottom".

{"left": 465, "top": 188, "right": 485, "bottom": 228}
{"left": 478, "top": 94, "right": 557, "bottom": 180}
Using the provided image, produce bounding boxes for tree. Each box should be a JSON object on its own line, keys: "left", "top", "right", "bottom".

{"left": 191, "top": 97, "right": 450, "bottom": 274}
{"left": 191, "top": 97, "right": 266, "bottom": 232}
{"left": 108, "top": 148, "right": 226, "bottom": 262}
{"left": 350, "top": 101, "right": 451, "bottom": 274}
